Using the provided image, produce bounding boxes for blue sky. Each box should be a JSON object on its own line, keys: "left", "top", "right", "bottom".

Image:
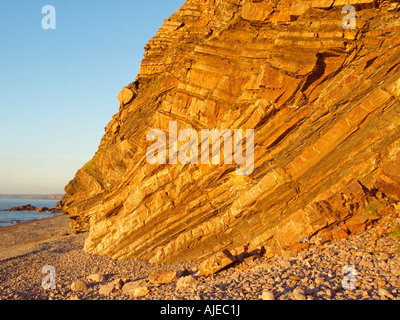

{"left": 0, "top": 0, "right": 186, "bottom": 194}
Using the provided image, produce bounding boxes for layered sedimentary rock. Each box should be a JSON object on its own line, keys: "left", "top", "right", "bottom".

{"left": 62, "top": 0, "right": 400, "bottom": 263}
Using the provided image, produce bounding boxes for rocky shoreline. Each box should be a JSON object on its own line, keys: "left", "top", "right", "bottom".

{"left": 1, "top": 207, "right": 400, "bottom": 301}
{"left": 0, "top": 203, "right": 62, "bottom": 213}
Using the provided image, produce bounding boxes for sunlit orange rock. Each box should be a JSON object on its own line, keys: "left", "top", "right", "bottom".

{"left": 62, "top": 0, "right": 400, "bottom": 263}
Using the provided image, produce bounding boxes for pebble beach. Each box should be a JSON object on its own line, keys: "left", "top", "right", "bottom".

{"left": 1, "top": 214, "right": 400, "bottom": 301}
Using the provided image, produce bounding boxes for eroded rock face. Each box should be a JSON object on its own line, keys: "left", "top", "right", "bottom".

{"left": 62, "top": 0, "right": 400, "bottom": 263}
{"left": 376, "top": 140, "right": 400, "bottom": 199}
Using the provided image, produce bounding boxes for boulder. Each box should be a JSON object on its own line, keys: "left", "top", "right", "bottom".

{"left": 130, "top": 286, "right": 150, "bottom": 298}
{"left": 261, "top": 291, "right": 275, "bottom": 300}
{"left": 117, "top": 87, "right": 136, "bottom": 106}
{"left": 122, "top": 280, "right": 147, "bottom": 293}
{"left": 148, "top": 270, "right": 179, "bottom": 284}
{"left": 87, "top": 274, "right": 107, "bottom": 283}
{"left": 99, "top": 283, "right": 114, "bottom": 295}
{"left": 70, "top": 280, "right": 88, "bottom": 292}
{"left": 176, "top": 275, "right": 198, "bottom": 290}
{"left": 198, "top": 250, "right": 237, "bottom": 277}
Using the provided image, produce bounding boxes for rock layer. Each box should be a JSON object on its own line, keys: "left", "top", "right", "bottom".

{"left": 62, "top": 0, "right": 400, "bottom": 263}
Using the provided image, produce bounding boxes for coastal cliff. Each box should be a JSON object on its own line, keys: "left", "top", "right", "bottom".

{"left": 62, "top": 0, "right": 400, "bottom": 263}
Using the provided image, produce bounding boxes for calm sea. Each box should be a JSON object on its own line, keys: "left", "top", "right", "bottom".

{"left": 0, "top": 198, "right": 60, "bottom": 227}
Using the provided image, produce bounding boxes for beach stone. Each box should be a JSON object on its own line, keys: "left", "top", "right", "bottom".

{"left": 130, "top": 286, "right": 150, "bottom": 298}
{"left": 378, "top": 288, "right": 394, "bottom": 299}
{"left": 99, "top": 283, "right": 114, "bottom": 295}
{"left": 176, "top": 275, "right": 198, "bottom": 290}
{"left": 293, "top": 288, "right": 306, "bottom": 300}
{"left": 87, "top": 274, "right": 106, "bottom": 282}
{"left": 261, "top": 291, "right": 275, "bottom": 300}
{"left": 377, "top": 280, "right": 387, "bottom": 287}
{"left": 359, "top": 259, "right": 374, "bottom": 268}
{"left": 70, "top": 280, "right": 88, "bottom": 292}
{"left": 314, "top": 276, "right": 325, "bottom": 286}
{"left": 325, "top": 289, "right": 332, "bottom": 297}
{"left": 149, "top": 270, "right": 179, "bottom": 284}
{"left": 391, "top": 268, "right": 400, "bottom": 276}
{"left": 122, "top": 280, "right": 147, "bottom": 293}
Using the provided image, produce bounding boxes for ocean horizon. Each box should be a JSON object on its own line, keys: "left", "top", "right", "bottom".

{"left": 0, "top": 198, "right": 61, "bottom": 227}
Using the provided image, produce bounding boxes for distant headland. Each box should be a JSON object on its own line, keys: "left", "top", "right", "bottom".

{"left": 0, "top": 194, "right": 64, "bottom": 200}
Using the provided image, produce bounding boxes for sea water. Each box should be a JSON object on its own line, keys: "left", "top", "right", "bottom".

{"left": 0, "top": 198, "right": 60, "bottom": 227}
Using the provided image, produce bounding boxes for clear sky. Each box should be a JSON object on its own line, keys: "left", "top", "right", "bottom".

{"left": 0, "top": 0, "right": 186, "bottom": 194}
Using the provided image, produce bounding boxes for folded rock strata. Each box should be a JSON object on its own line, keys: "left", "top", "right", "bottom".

{"left": 62, "top": 0, "right": 400, "bottom": 263}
